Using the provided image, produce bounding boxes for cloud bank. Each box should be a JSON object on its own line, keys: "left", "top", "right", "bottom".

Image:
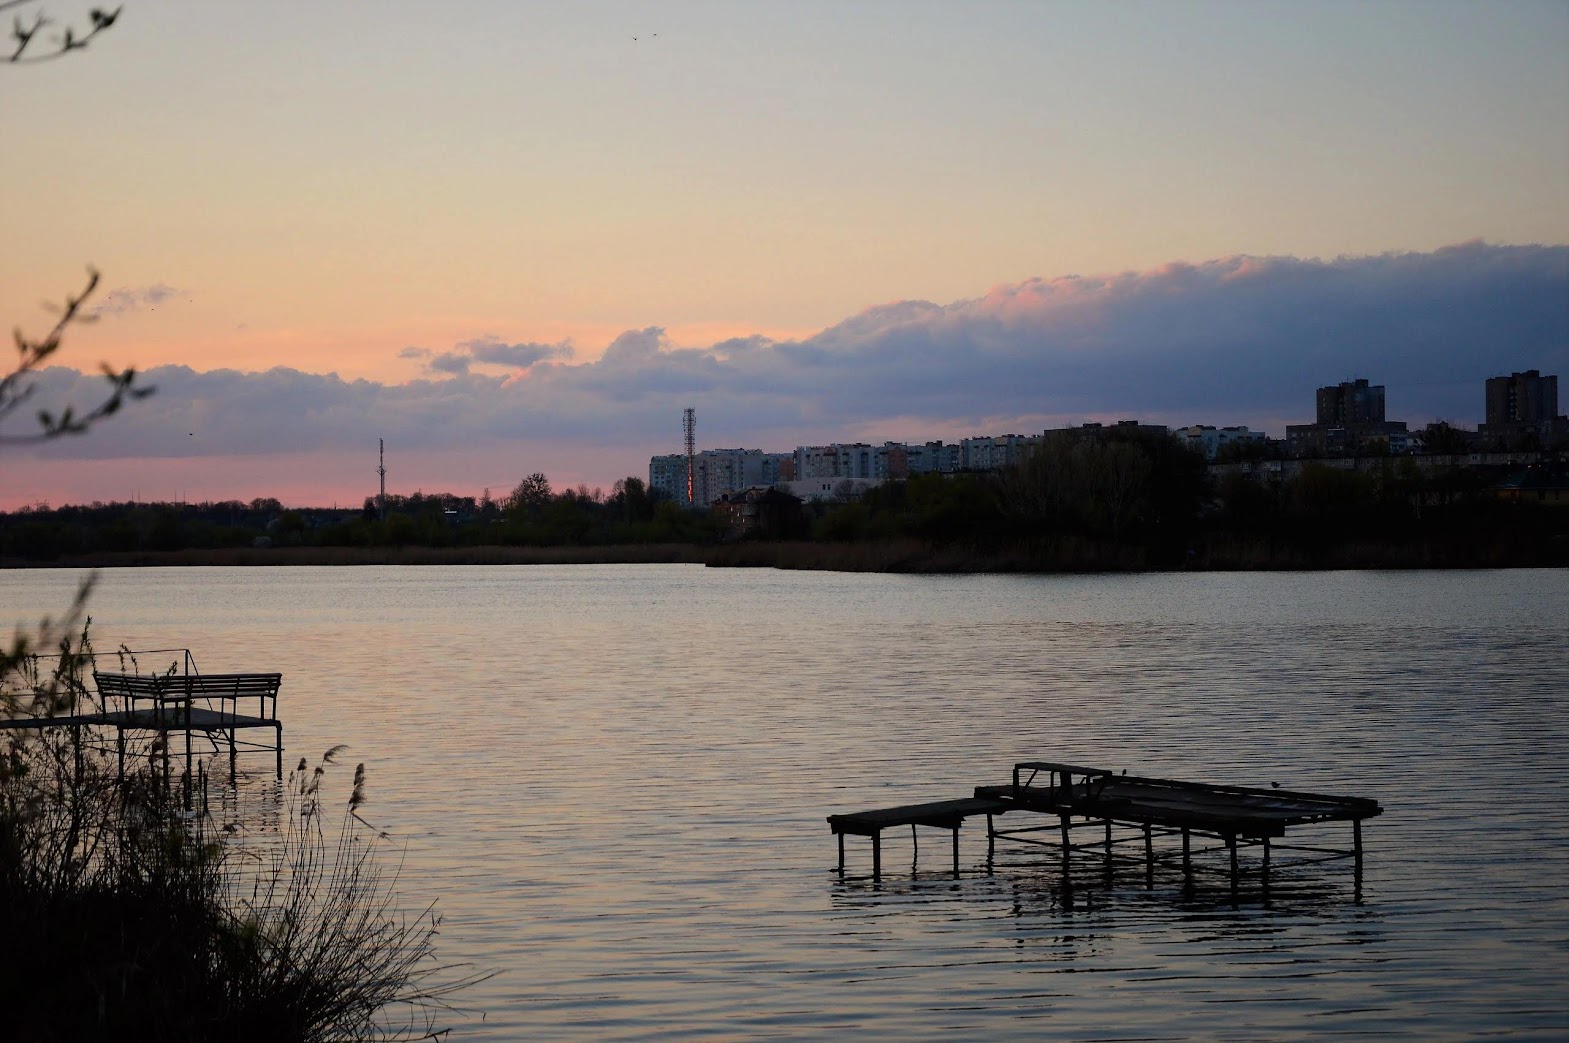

{"left": 16, "top": 243, "right": 1569, "bottom": 468}
{"left": 89, "top": 283, "right": 188, "bottom": 318}
{"left": 399, "top": 336, "right": 574, "bottom": 376}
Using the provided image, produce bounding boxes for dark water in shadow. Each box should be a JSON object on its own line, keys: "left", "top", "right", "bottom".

{"left": 6, "top": 566, "right": 1566, "bottom": 1039}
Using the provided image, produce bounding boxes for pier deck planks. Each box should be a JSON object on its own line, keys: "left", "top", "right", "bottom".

{"left": 976, "top": 776, "right": 1379, "bottom": 838}
{"left": 828, "top": 797, "right": 1011, "bottom": 836}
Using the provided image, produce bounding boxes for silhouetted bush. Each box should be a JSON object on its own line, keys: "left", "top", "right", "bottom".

{"left": 1, "top": 618, "right": 484, "bottom": 1040}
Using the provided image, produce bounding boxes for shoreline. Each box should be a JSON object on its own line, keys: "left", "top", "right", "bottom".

{"left": 4, "top": 535, "right": 1564, "bottom": 572}
{"left": 0, "top": 543, "right": 709, "bottom": 569}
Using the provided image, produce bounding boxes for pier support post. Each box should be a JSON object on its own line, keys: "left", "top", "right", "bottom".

{"left": 1181, "top": 828, "right": 1193, "bottom": 895}
{"left": 1144, "top": 824, "right": 1154, "bottom": 889}
{"left": 274, "top": 723, "right": 284, "bottom": 779}
{"left": 1262, "top": 838, "right": 1271, "bottom": 893}
{"left": 1227, "top": 834, "right": 1239, "bottom": 905}
{"left": 837, "top": 832, "right": 844, "bottom": 873}
{"left": 1059, "top": 813, "right": 1072, "bottom": 887}
{"left": 183, "top": 724, "right": 193, "bottom": 810}
{"left": 1353, "top": 818, "right": 1364, "bottom": 879}
{"left": 1104, "top": 819, "right": 1113, "bottom": 878}
{"left": 951, "top": 827, "right": 960, "bottom": 877}
{"left": 872, "top": 832, "right": 882, "bottom": 880}
{"left": 986, "top": 814, "right": 995, "bottom": 863}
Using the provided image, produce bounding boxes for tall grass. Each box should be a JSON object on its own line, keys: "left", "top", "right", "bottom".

{"left": 1, "top": 609, "right": 487, "bottom": 1041}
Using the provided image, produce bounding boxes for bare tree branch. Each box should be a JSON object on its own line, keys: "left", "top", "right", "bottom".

{"left": 5, "top": 2, "right": 119, "bottom": 64}
{"left": 0, "top": 267, "right": 154, "bottom": 445}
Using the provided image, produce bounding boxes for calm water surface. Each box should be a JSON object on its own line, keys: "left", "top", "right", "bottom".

{"left": 5, "top": 566, "right": 1567, "bottom": 1039}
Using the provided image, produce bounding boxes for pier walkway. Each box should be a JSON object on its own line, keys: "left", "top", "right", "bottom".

{"left": 829, "top": 760, "right": 1381, "bottom": 899}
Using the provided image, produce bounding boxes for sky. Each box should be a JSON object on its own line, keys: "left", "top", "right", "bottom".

{"left": 3, "top": 0, "right": 1567, "bottom": 508}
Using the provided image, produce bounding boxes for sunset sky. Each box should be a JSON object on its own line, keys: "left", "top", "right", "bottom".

{"left": 4, "top": 1, "right": 1567, "bottom": 508}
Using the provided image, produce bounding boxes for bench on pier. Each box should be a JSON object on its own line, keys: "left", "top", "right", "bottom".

{"left": 92, "top": 671, "right": 285, "bottom": 779}
{"left": 94, "top": 671, "right": 281, "bottom": 726}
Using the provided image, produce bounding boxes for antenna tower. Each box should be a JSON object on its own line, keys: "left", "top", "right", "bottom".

{"left": 683, "top": 407, "right": 696, "bottom": 505}
{"left": 378, "top": 439, "right": 387, "bottom": 521}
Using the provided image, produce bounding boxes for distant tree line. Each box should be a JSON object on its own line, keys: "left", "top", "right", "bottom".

{"left": 0, "top": 476, "right": 723, "bottom": 559}
{"left": 4, "top": 438, "right": 1565, "bottom": 568}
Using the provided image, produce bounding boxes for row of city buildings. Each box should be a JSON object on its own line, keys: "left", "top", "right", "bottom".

{"left": 650, "top": 370, "right": 1564, "bottom": 507}
{"left": 1283, "top": 370, "right": 1564, "bottom": 457}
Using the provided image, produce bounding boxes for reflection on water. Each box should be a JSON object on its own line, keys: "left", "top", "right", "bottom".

{"left": 4, "top": 565, "right": 1567, "bottom": 1039}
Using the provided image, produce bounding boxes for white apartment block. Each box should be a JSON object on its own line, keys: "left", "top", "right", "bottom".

{"left": 792, "top": 443, "right": 896, "bottom": 481}
{"left": 648, "top": 454, "right": 685, "bottom": 502}
{"left": 649, "top": 449, "right": 790, "bottom": 506}
{"left": 906, "top": 441, "right": 962, "bottom": 474}
{"left": 961, "top": 434, "right": 1041, "bottom": 471}
{"left": 1176, "top": 425, "right": 1267, "bottom": 461}
{"left": 651, "top": 433, "right": 1047, "bottom": 509}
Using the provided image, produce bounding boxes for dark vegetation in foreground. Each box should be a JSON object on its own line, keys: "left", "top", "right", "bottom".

{"left": 6, "top": 438, "right": 1567, "bottom": 572}
{"left": 1, "top": 613, "right": 484, "bottom": 1041}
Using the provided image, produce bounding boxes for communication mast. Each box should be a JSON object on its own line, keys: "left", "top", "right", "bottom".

{"left": 378, "top": 439, "right": 387, "bottom": 521}
{"left": 683, "top": 407, "right": 696, "bottom": 506}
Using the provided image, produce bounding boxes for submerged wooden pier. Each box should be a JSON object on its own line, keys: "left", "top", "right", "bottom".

{"left": 828, "top": 760, "right": 1381, "bottom": 900}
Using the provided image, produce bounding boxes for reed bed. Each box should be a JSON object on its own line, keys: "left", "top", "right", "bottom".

{"left": 1, "top": 611, "right": 486, "bottom": 1040}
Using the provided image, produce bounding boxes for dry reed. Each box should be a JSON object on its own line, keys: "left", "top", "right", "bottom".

{"left": 2, "top": 618, "right": 487, "bottom": 1040}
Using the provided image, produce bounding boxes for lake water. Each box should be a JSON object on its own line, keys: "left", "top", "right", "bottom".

{"left": 4, "top": 565, "right": 1567, "bottom": 1039}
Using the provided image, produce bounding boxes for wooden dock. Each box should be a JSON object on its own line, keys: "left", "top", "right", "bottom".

{"left": 829, "top": 760, "right": 1381, "bottom": 900}
{"left": 827, "top": 797, "right": 1011, "bottom": 878}
{"left": 92, "top": 669, "right": 285, "bottom": 783}
{"left": 0, "top": 652, "right": 285, "bottom": 809}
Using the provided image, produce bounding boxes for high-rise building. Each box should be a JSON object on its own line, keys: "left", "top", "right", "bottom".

{"left": 1287, "top": 378, "right": 1406, "bottom": 456}
{"left": 1481, "top": 369, "right": 1566, "bottom": 446}
{"left": 1485, "top": 370, "right": 1558, "bottom": 427}
{"left": 1316, "top": 379, "right": 1385, "bottom": 426}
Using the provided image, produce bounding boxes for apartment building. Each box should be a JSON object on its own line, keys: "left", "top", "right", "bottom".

{"left": 1176, "top": 425, "right": 1268, "bottom": 461}
{"left": 648, "top": 448, "right": 791, "bottom": 507}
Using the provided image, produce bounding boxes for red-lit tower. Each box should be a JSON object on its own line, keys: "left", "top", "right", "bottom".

{"left": 683, "top": 407, "right": 696, "bottom": 505}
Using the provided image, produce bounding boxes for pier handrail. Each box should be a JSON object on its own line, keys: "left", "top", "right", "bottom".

{"left": 93, "top": 671, "right": 282, "bottom": 727}
{"left": 1012, "top": 760, "right": 1114, "bottom": 805}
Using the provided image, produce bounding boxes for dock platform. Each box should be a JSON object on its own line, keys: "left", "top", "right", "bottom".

{"left": 829, "top": 760, "right": 1381, "bottom": 900}
{"left": 0, "top": 650, "right": 285, "bottom": 808}
{"left": 828, "top": 797, "right": 1011, "bottom": 877}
